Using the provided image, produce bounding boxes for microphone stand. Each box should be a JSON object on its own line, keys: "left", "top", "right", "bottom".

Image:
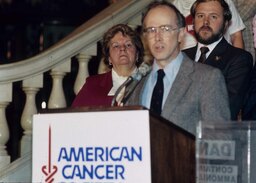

{"left": 111, "top": 62, "right": 151, "bottom": 106}
{"left": 111, "top": 76, "right": 133, "bottom": 106}
{"left": 120, "top": 79, "right": 140, "bottom": 105}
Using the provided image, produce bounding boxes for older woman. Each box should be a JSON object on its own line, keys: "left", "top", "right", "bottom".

{"left": 72, "top": 24, "right": 144, "bottom": 107}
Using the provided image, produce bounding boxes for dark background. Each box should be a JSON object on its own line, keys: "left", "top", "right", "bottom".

{"left": 0, "top": 0, "right": 110, "bottom": 161}
{"left": 0, "top": 0, "right": 109, "bottom": 62}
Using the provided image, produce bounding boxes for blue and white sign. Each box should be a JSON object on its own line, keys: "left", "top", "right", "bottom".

{"left": 32, "top": 110, "right": 152, "bottom": 183}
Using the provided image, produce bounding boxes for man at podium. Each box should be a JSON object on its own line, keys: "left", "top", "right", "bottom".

{"left": 126, "top": 1, "right": 231, "bottom": 135}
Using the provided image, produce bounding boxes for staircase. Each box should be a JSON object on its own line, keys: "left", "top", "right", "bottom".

{"left": 0, "top": 0, "right": 153, "bottom": 181}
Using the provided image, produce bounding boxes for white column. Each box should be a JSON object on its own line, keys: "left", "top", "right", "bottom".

{"left": 74, "top": 54, "right": 91, "bottom": 95}
{"left": 74, "top": 45, "right": 97, "bottom": 94}
{"left": 0, "top": 102, "right": 10, "bottom": 169}
{"left": 48, "top": 60, "right": 71, "bottom": 109}
{"left": 20, "top": 87, "right": 39, "bottom": 155}
{"left": 0, "top": 83, "right": 12, "bottom": 169}
{"left": 20, "top": 75, "right": 43, "bottom": 156}
{"left": 48, "top": 71, "right": 66, "bottom": 109}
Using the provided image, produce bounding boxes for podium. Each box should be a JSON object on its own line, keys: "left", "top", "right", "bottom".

{"left": 32, "top": 106, "right": 195, "bottom": 183}
{"left": 148, "top": 109, "right": 195, "bottom": 182}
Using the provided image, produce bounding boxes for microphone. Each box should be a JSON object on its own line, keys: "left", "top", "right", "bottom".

{"left": 111, "top": 62, "right": 151, "bottom": 106}
{"left": 130, "top": 62, "right": 151, "bottom": 82}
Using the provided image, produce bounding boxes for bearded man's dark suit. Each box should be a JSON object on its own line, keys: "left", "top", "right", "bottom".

{"left": 242, "top": 65, "right": 256, "bottom": 120}
{"left": 183, "top": 38, "right": 253, "bottom": 120}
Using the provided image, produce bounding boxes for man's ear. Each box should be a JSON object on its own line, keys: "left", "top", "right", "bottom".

{"left": 178, "top": 28, "right": 185, "bottom": 43}
{"left": 224, "top": 21, "right": 229, "bottom": 33}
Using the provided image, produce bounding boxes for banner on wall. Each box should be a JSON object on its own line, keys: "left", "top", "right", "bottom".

{"left": 32, "top": 110, "right": 152, "bottom": 183}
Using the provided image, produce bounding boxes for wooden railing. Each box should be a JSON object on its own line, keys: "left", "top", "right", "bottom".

{"left": 0, "top": 0, "right": 153, "bottom": 170}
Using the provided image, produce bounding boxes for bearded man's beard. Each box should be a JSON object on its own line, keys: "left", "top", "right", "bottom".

{"left": 195, "top": 24, "right": 225, "bottom": 45}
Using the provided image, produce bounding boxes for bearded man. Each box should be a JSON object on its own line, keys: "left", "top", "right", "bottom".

{"left": 183, "top": 0, "right": 253, "bottom": 120}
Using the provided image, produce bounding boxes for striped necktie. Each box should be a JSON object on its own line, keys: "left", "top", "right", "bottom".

{"left": 198, "top": 46, "right": 209, "bottom": 63}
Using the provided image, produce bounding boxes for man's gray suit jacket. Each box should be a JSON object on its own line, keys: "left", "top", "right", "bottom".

{"left": 126, "top": 54, "right": 231, "bottom": 136}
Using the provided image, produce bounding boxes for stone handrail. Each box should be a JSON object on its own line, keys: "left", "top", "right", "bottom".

{"left": 0, "top": 0, "right": 148, "bottom": 83}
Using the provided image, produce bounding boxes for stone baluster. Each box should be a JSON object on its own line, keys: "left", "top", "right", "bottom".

{"left": 20, "top": 75, "right": 43, "bottom": 156}
{"left": 74, "top": 45, "right": 97, "bottom": 95}
{"left": 0, "top": 83, "right": 12, "bottom": 169}
{"left": 48, "top": 60, "right": 71, "bottom": 109}
{"left": 74, "top": 54, "right": 91, "bottom": 95}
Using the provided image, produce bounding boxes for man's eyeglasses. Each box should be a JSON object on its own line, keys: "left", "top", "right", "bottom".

{"left": 143, "top": 25, "right": 179, "bottom": 38}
